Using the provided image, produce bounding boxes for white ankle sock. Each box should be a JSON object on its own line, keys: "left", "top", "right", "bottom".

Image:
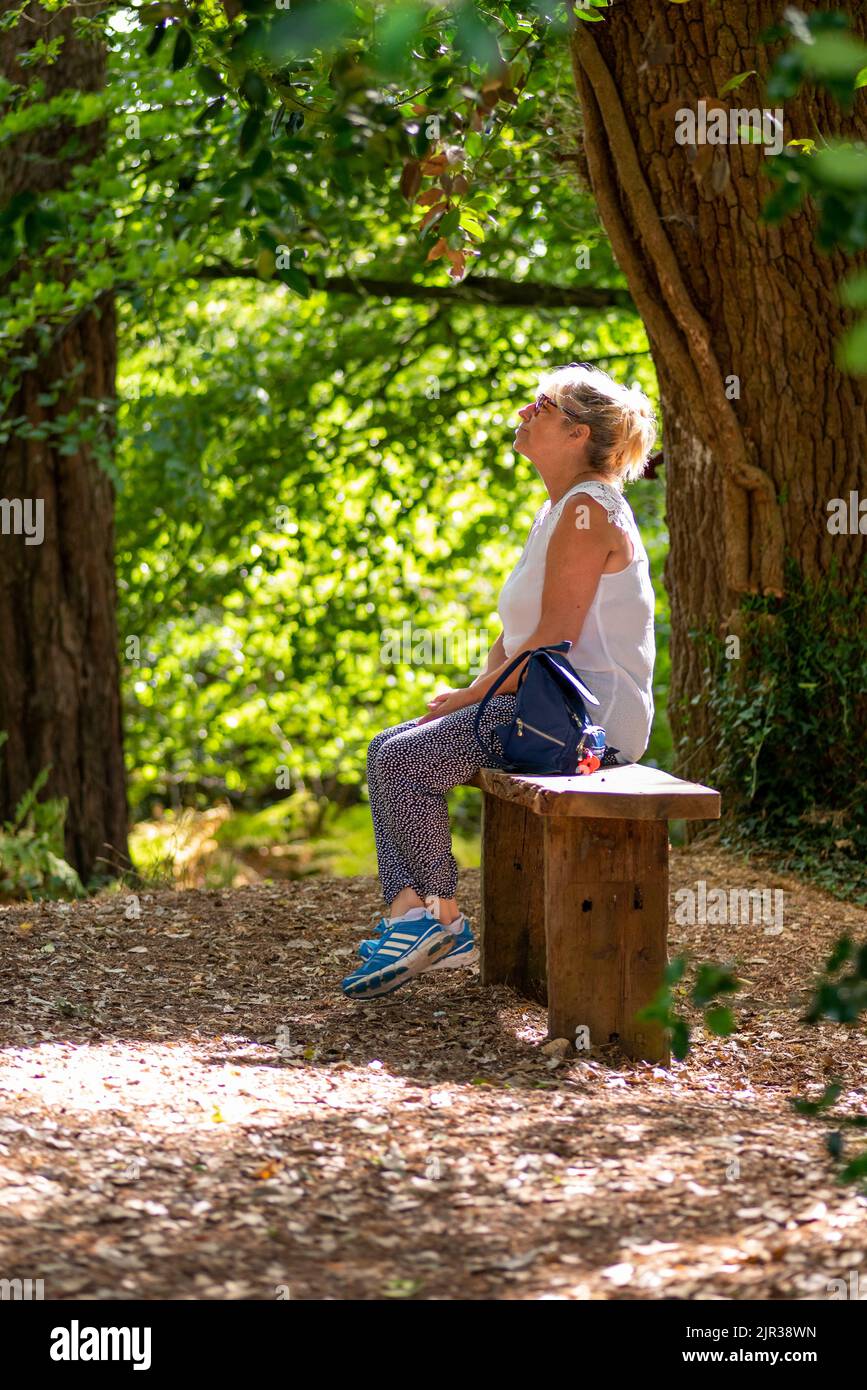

{"left": 389, "top": 906, "right": 429, "bottom": 923}
{"left": 389, "top": 906, "right": 465, "bottom": 930}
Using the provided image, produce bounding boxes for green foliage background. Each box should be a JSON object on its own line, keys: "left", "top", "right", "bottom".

{"left": 116, "top": 282, "right": 669, "bottom": 826}
{"left": 101, "top": 8, "right": 670, "bottom": 839}
{"left": 2, "top": 1, "right": 865, "bottom": 894}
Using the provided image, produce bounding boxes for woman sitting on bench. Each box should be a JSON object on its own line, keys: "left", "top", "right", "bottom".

{"left": 342, "top": 362, "right": 658, "bottom": 1001}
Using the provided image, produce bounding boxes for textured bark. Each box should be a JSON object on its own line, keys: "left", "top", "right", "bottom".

{"left": 568, "top": 2, "right": 867, "bottom": 788}
{"left": 0, "top": 4, "right": 129, "bottom": 882}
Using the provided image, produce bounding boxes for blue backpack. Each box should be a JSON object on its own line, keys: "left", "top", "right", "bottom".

{"left": 473, "top": 640, "right": 607, "bottom": 776}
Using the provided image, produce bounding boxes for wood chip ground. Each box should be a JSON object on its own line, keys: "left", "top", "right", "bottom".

{"left": 0, "top": 839, "right": 865, "bottom": 1300}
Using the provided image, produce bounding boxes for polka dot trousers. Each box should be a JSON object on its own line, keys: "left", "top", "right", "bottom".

{"left": 366, "top": 694, "right": 519, "bottom": 906}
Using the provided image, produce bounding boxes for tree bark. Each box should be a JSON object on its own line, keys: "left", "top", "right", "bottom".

{"left": 0, "top": 3, "right": 129, "bottom": 884}
{"left": 568, "top": 2, "right": 867, "bottom": 789}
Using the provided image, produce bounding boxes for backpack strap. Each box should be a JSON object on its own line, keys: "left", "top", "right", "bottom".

{"left": 473, "top": 641, "right": 571, "bottom": 750}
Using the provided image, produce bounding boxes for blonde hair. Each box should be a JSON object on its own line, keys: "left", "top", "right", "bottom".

{"left": 537, "top": 364, "right": 658, "bottom": 485}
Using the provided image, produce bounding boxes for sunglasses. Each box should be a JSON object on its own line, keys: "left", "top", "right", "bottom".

{"left": 531, "top": 362, "right": 593, "bottom": 421}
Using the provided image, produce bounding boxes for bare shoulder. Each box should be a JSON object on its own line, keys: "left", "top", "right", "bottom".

{"left": 542, "top": 498, "right": 612, "bottom": 582}
{"left": 548, "top": 488, "right": 636, "bottom": 576}
{"left": 553, "top": 491, "right": 615, "bottom": 541}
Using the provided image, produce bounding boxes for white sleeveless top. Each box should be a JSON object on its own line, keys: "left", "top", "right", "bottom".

{"left": 496, "top": 480, "right": 656, "bottom": 763}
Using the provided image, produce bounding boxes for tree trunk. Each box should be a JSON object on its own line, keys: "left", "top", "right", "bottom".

{"left": 0, "top": 3, "right": 129, "bottom": 884}
{"left": 568, "top": 2, "right": 867, "bottom": 792}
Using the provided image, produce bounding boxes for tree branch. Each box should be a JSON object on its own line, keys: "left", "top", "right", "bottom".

{"left": 194, "top": 259, "right": 635, "bottom": 311}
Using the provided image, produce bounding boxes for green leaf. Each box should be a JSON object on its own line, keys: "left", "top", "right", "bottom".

{"left": 509, "top": 97, "right": 537, "bottom": 127}
{"left": 145, "top": 22, "right": 166, "bottom": 57}
{"left": 453, "top": 4, "right": 502, "bottom": 67}
{"left": 693, "top": 962, "right": 739, "bottom": 1007}
{"left": 12, "top": 764, "right": 50, "bottom": 828}
{"left": 837, "top": 315, "right": 867, "bottom": 373}
{"left": 827, "top": 935, "right": 853, "bottom": 972}
{"left": 248, "top": 147, "right": 273, "bottom": 178}
{"left": 719, "top": 70, "right": 757, "bottom": 96}
{"left": 439, "top": 208, "right": 460, "bottom": 236}
{"left": 793, "top": 1081, "right": 843, "bottom": 1116}
{"left": 813, "top": 144, "right": 867, "bottom": 190}
{"left": 670, "top": 1018, "right": 690, "bottom": 1061}
{"left": 840, "top": 268, "right": 867, "bottom": 308}
{"left": 373, "top": 1, "right": 428, "bottom": 73}
{"left": 171, "top": 26, "right": 193, "bottom": 72}
{"left": 803, "top": 33, "right": 867, "bottom": 83}
{"left": 241, "top": 69, "right": 269, "bottom": 109}
{"left": 278, "top": 176, "right": 307, "bottom": 206}
{"left": 276, "top": 266, "right": 311, "bottom": 298}
{"left": 705, "top": 1006, "right": 735, "bottom": 1037}
{"left": 459, "top": 212, "right": 484, "bottom": 239}
{"left": 254, "top": 187, "right": 281, "bottom": 217}
{"left": 266, "top": 2, "right": 357, "bottom": 62}
{"left": 197, "top": 65, "right": 226, "bottom": 97}
{"left": 195, "top": 97, "right": 226, "bottom": 127}
{"left": 239, "top": 109, "right": 263, "bottom": 155}
{"left": 664, "top": 955, "right": 688, "bottom": 987}
{"left": 755, "top": 177, "right": 805, "bottom": 226}
{"left": 0, "top": 189, "right": 36, "bottom": 226}
{"left": 382, "top": 1276, "right": 422, "bottom": 1298}
{"left": 22, "top": 209, "right": 45, "bottom": 250}
{"left": 216, "top": 171, "right": 246, "bottom": 198}
{"left": 839, "top": 1148, "right": 867, "bottom": 1183}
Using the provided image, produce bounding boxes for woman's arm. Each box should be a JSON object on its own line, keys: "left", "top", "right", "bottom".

{"left": 470, "top": 628, "right": 507, "bottom": 685}
{"left": 464, "top": 493, "right": 613, "bottom": 701}
{"left": 415, "top": 494, "right": 613, "bottom": 723}
{"left": 419, "top": 629, "right": 507, "bottom": 722}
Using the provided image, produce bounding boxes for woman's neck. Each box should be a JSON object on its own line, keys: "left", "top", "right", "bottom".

{"left": 547, "top": 471, "right": 619, "bottom": 507}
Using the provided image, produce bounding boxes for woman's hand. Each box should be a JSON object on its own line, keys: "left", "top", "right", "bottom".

{"left": 415, "top": 686, "right": 479, "bottom": 725}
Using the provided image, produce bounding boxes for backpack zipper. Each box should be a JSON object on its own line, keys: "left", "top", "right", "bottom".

{"left": 516, "top": 718, "right": 566, "bottom": 747}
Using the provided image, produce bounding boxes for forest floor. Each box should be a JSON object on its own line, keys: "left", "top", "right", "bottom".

{"left": 1, "top": 838, "right": 866, "bottom": 1302}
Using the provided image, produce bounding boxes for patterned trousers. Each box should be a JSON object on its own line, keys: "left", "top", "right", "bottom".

{"left": 366, "top": 694, "right": 519, "bottom": 905}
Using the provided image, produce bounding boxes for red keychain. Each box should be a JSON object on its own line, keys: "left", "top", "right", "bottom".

{"left": 574, "top": 725, "right": 606, "bottom": 775}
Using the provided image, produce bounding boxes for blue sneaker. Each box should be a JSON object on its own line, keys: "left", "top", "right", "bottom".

{"left": 342, "top": 913, "right": 457, "bottom": 1000}
{"left": 354, "top": 907, "right": 438, "bottom": 959}
{"left": 428, "top": 914, "right": 478, "bottom": 971}
{"left": 358, "top": 913, "right": 478, "bottom": 971}
{"left": 356, "top": 915, "right": 392, "bottom": 959}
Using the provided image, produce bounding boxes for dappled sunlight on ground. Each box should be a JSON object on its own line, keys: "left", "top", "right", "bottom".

{"left": 0, "top": 849, "right": 865, "bottom": 1299}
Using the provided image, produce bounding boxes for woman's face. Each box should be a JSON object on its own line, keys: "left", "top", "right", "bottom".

{"left": 514, "top": 392, "right": 575, "bottom": 460}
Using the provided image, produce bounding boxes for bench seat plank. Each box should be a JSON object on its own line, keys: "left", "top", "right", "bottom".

{"left": 470, "top": 763, "right": 720, "bottom": 821}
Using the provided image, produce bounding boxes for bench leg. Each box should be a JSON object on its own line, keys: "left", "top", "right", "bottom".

{"left": 543, "top": 816, "right": 670, "bottom": 1064}
{"left": 479, "top": 790, "right": 547, "bottom": 1003}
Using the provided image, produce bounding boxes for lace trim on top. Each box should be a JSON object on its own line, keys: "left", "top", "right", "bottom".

{"left": 549, "top": 480, "right": 631, "bottom": 531}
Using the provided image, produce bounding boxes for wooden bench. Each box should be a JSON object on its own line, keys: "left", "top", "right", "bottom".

{"left": 464, "top": 764, "right": 721, "bottom": 1064}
